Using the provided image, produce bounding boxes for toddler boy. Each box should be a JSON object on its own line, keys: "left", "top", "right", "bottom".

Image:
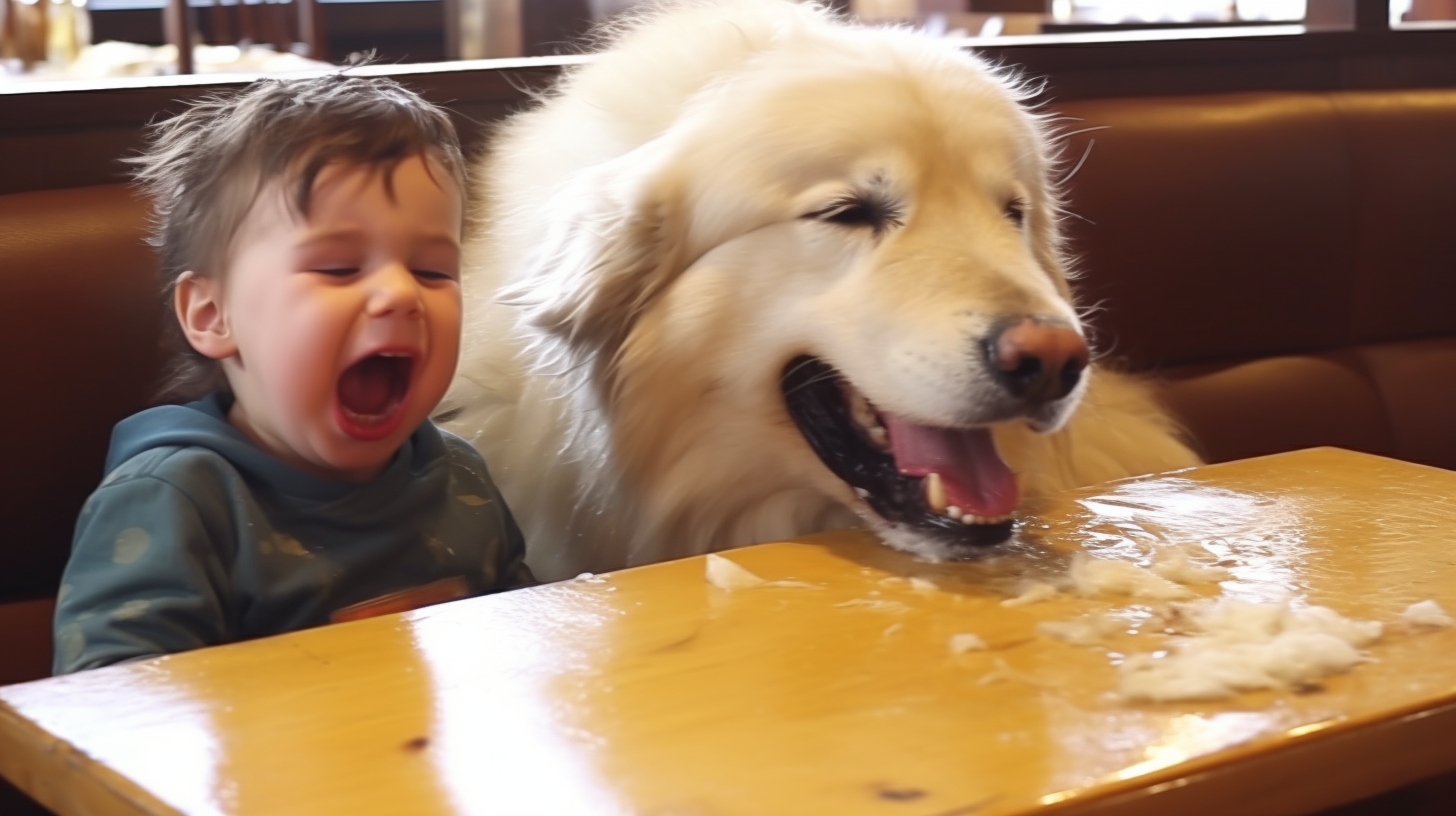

{"left": 53, "top": 74, "right": 533, "bottom": 674}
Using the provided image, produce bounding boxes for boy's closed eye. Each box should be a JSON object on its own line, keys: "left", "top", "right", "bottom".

{"left": 305, "top": 266, "right": 458, "bottom": 284}
{"left": 406, "top": 249, "right": 461, "bottom": 284}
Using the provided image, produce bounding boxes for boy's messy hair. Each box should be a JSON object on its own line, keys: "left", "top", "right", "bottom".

{"left": 130, "top": 73, "right": 469, "bottom": 403}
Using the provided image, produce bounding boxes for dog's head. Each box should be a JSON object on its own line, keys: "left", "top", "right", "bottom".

{"left": 505, "top": 22, "right": 1089, "bottom": 559}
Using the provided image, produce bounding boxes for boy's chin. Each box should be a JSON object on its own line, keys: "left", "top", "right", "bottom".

{"left": 317, "top": 447, "right": 399, "bottom": 483}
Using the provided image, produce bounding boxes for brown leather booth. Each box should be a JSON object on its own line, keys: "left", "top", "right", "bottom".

{"left": 0, "top": 185, "right": 164, "bottom": 686}
{"left": 1057, "top": 89, "right": 1456, "bottom": 470}
{"left": 2, "top": 88, "right": 1455, "bottom": 691}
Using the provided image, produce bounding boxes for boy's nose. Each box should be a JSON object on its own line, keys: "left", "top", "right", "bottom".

{"left": 367, "top": 264, "right": 424, "bottom": 318}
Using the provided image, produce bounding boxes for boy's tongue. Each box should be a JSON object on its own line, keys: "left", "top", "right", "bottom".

{"left": 880, "top": 413, "right": 1018, "bottom": 518}
{"left": 338, "top": 356, "right": 404, "bottom": 417}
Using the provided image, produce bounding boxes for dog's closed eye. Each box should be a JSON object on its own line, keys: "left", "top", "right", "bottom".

{"left": 1004, "top": 199, "right": 1027, "bottom": 228}
{"left": 804, "top": 193, "right": 904, "bottom": 235}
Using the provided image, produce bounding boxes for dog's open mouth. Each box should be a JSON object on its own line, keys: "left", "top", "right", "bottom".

{"left": 781, "top": 356, "right": 1017, "bottom": 551}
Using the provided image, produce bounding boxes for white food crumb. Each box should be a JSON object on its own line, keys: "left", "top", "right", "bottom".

{"left": 704, "top": 554, "right": 765, "bottom": 589}
{"left": 1001, "top": 581, "right": 1060, "bottom": 607}
{"left": 1284, "top": 604, "right": 1383, "bottom": 647}
{"left": 835, "top": 598, "right": 910, "bottom": 613}
{"left": 883, "top": 623, "right": 904, "bottom": 638}
{"left": 977, "top": 657, "right": 1039, "bottom": 687}
{"left": 1119, "top": 598, "right": 1383, "bottom": 702}
{"left": 1400, "top": 599, "right": 1454, "bottom": 628}
{"left": 1150, "top": 546, "right": 1232, "bottom": 584}
{"left": 948, "top": 633, "right": 988, "bottom": 653}
{"left": 703, "top": 554, "right": 819, "bottom": 590}
{"left": 1036, "top": 613, "right": 1124, "bottom": 647}
{"left": 1070, "top": 554, "right": 1194, "bottom": 601}
{"left": 909, "top": 577, "right": 939, "bottom": 592}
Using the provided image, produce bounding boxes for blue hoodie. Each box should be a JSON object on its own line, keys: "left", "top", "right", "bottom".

{"left": 53, "top": 395, "right": 532, "bottom": 674}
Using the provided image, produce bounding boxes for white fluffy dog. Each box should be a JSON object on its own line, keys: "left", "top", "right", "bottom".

{"left": 439, "top": 0, "right": 1199, "bottom": 581}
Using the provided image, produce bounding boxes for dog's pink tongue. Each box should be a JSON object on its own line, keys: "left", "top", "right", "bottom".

{"left": 881, "top": 414, "right": 1018, "bottom": 518}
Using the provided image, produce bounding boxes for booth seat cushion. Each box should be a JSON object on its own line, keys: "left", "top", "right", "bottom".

{"left": 1160, "top": 352, "right": 1397, "bottom": 466}
{"left": 1161, "top": 337, "right": 1456, "bottom": 470}
{"left": 0, "top": 600, "right": 56, "bottom": 687}
{"left": 1355, "top": 338, "right": 1456, "bottom": 471}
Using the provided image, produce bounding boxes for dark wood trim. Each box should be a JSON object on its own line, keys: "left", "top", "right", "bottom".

{"left": 298, "top": 0, "right": 327, "bottom": 61}
{"left": 88, "top": 1, "right": 449, "bottom": 65}
{"left": 3, "top": 24, "right": 1456, "bottom": 196}
{"left": 162, "top": 0, "right": 195, "bottom": 74}
{"left": 978, "top": 25, "right": 1456, "bottom": 102}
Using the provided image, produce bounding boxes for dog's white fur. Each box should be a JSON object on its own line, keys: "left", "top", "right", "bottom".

{"left": 440, "top": 0, "right": 1200, "bottom": 581}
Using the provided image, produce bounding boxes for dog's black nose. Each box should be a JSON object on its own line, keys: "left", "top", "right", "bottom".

{"left": 985, "top": 317, "right": 1089, "bottom": 403}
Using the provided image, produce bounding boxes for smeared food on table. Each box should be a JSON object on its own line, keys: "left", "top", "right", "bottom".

{"left": 702, "top": 544, "right": 1451, "bottom": 703}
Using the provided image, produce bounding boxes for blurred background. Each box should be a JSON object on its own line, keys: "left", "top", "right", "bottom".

{"left": 3, "top": 0, "right": 1454, "bottom": 85}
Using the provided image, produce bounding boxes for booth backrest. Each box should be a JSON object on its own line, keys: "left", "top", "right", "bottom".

{"left": 1056, "top": 88, "right": 1456, "bottom": 469}
{"left": 0, "top": 185, "right": 163, "bottom": 683}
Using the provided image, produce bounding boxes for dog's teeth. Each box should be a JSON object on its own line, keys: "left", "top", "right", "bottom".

{"left": 946, "top": 505, "right": 962, "bottom": 520}
{"left": 924, "top": 472, "right": 948, "bottom": 514}
{"left": 867, "top": 426, "right": 889, "bottom": 449}
{"left": 849, "top": 389, "right": 878, "bottom": 430}
{"left": 854, "top": 487, "right": 870, "bottom": 499}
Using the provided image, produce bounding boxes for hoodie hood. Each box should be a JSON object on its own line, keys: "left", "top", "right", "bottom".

{"left": 105, "top": 394, "right": 443, "bottom": 504}
{"left": 108, "top": 394, "right": 263, "bottom": 474}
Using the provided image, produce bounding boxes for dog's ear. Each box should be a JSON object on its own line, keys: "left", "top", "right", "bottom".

{"left": 502, "top": 144, "right": 689, "bottom": 375}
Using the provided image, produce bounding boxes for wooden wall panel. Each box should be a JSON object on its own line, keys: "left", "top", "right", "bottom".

{"left": 3, "top": 26, "right": 1456, "bottom": 196}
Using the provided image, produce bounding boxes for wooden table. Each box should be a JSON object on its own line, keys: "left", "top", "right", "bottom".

{"left": 3, "top": 447, "right": 1456, "bottom": 816}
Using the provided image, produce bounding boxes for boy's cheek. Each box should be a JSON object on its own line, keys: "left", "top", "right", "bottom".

{"left": 432, "top": 285, "right": 464, "bottom": 316}
{"left": 431, "top": 293, "right": 465, "bottom": 343}
{"left": 260, "top": 325, "right": 339, "bottom": 397}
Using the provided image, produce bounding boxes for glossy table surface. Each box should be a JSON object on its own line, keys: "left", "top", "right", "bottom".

{"left": 3, "top": 447, "right": 1456, "bottom": 816}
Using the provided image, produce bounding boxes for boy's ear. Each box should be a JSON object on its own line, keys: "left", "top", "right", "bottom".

{"left": 174, "top": 272, "right": 237, "bottom": 360}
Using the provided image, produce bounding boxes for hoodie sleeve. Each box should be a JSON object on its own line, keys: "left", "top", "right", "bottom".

{"left": 435, "top": 431, "right": 537, "bottom": 592}
{"left": 492, "top": 493, "right": 535, "bottom": 591}
{"left": 54, "top": 467, "right": 235, "bottom": 674}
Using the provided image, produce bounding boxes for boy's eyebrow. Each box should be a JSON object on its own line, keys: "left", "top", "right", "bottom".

{"left": 294, "top": 229, "right": 462, "bottom": 250}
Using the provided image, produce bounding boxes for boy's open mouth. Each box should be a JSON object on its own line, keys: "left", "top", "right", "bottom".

{"left": 336, "top": 352, "right": 414, "bottom": 441}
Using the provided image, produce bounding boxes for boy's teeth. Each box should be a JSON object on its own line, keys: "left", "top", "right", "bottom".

{"left": 342, "top": 406, "right": 386, "bottom": 424}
